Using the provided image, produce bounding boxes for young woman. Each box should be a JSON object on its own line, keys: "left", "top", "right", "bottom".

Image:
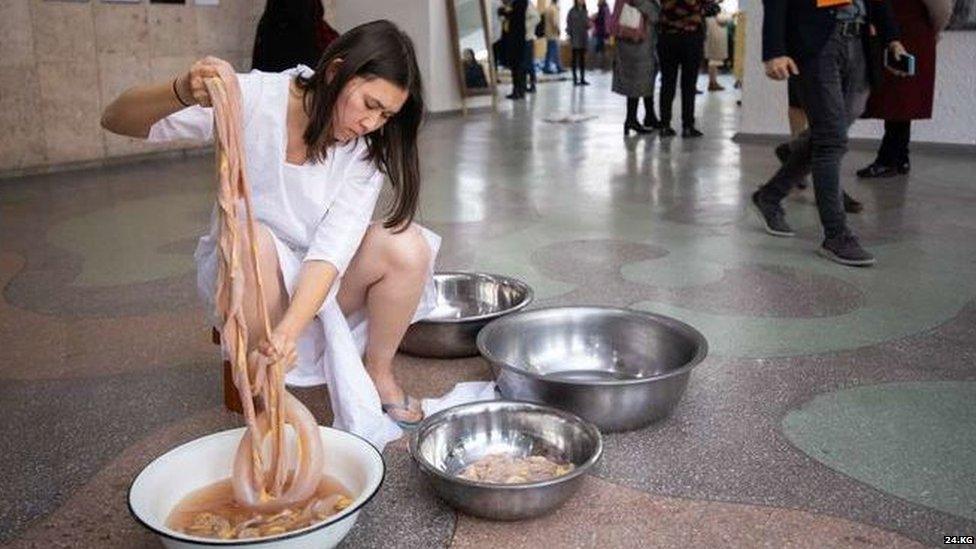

{"left": 567, "top": 0, "right": 591, "bottom": 86}
{"left": 101, "top": 20, "right": 437, "bottom": 432}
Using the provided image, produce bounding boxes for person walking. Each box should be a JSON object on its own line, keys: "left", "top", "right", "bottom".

{"left": 751, "top": 0, "right": 908, "bottom": 266}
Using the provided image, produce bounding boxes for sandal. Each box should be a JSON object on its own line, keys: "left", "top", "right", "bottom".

{"left": 381, "top": 395, "right": 425, "bottom": 430}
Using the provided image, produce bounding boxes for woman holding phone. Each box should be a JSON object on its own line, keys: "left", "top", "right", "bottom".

{"left": 857, "top": 0, "right": 953, "bottom": 178}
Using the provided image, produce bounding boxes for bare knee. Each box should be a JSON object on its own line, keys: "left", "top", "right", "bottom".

{"left": 365, "top": 223, "right": 431, "bottom": 277}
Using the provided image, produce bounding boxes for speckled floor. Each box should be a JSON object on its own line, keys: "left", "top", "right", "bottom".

{"left": 2, "top": 72, "right": 974, "bottom": 548}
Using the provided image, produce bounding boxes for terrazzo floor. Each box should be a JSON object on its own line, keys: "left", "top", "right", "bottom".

{"left": 1, "top": 71, "right": 974, "bottom": 548}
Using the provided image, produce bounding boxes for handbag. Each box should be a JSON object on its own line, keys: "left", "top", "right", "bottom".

{"left": 611, "top": 0, "right": 647, "bottom": 42}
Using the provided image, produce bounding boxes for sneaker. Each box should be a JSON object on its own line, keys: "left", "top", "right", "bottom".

{"left": 682, "top": 127, "right": 704, "bottom": 138}
{"left": 819, "top": 233, "right": 875, "bottom": 266}
{"left": 751, "top": 191, "right": 795, "bottom": 237}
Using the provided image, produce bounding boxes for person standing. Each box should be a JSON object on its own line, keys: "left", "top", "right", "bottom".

{"left": 751, "top": 0, "right": 908, "bottom": 266}
{"left": 857, "top": 0, "right": 952, "bottom": 178}
{"left": 656, "top": 0, "right": 707, "bottom": 137}
{"left": 611, "top": 0, "right": 662, "bottom": 135}
{"left": 568, "top": 0, "right": 592, "bottom": 85}
{"left": 503, "top": 0, "right": 529, "bottom": 99}
{"left": 544, "top": 0, "right": 567, "bottom": 73}
{"left": 592, "top": 0, "right": 613, "bottom": 70}
{"left": 252, "top": 0, "right": 323, "bottom": 72}
{"left": 705, "top": 13, "right": 730, "bottom": 90}
{"left": 525, "top": 1, "right": 542, "bottom": 92}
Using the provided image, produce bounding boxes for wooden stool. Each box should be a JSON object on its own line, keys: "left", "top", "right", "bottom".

{"left": 212, "top": 327, "right": 243, "bottom": 414}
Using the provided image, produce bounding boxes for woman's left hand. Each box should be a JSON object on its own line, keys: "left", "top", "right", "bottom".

{"left": 258, "top": 327, "right": 299, "bottom": 371}
{"left": 886, "top": 41, "right": 910, "bottom": 77}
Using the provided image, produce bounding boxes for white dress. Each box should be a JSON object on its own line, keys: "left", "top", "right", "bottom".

{"left": 148, "top": 66, "right": 441, "bottom": 448}
{"left": 704, "top": 15, "right": 730, "bottom": 63}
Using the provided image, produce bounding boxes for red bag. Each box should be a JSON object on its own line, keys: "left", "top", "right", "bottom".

{"left": 610, "top": 0, "right": 647, "bottom": 42}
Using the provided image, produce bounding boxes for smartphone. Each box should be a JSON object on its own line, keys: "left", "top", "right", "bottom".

{"left": 884, "top": 49, "right": 916, "bottom": 76}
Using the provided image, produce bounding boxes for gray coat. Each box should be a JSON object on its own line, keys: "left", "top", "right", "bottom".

{"left": 567, "top": 6, "right": 590, "bottom": 50}
{"left": 611, "top": 0, "right": 660, "bottom": 98}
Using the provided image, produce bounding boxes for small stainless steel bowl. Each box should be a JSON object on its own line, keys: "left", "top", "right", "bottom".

{"left": 477, "top": 306, "right": 708, "bottom": 432}
{"left": 409, "top": 400, "right": 602, "bottom": 521}
{"left": 399, "top": 272, "right": 534, "bottom": 359}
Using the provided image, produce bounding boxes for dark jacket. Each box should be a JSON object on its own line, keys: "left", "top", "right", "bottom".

{"left": 252, "top": 0, "right": 322, "bottom": 72}
{"left": 503, "top": 0, "right": 529, "bottom": 63}
{"left": 761, "top": 0, "right": 900, "bottom": 62}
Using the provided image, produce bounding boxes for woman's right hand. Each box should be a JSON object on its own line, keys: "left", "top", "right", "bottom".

{"left": 177, "top": 56, "right": 235, "bottom": 108}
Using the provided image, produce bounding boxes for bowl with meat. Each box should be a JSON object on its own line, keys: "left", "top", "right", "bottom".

{"left": 409, "top": 400, "right": 602, "bottom": 520}
{"left": 128, "top": 426, "right": 383, "bottom": 548}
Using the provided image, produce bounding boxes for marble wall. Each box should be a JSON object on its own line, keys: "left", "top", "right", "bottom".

{"left": 0, "top": 0, "right": 271, "bottom": 174}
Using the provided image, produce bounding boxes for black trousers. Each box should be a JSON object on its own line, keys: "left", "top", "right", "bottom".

{"left": 509, "top": 40, "right": 527, "bottom": 97}
{"left": 626, "top": 96, "right": 655, "bottom": 124}
{"left": 758, "top": 29, "right": 868, "bottom": 240}
{"left": 657, "top": 30, "right": 704, "bottom": 129}
{"left": 571, "top": 48, "right": 586, "bottom": 82}
{"left": 875, "top": 120, "right": 911, "bottom": 166}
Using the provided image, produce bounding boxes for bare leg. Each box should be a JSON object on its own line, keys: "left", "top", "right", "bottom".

{"left": 240, "top": 221, "right": 289, "bottom": 352}
{"left": 788, "top": 106, "right": 808, "bottom": 137}
{"left": 337, "top": 224, "right": 432, "bottom": 422}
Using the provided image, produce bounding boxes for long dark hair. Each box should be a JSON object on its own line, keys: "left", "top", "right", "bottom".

{"left": 295, "top": 20, "right": 424, "bottom": 231}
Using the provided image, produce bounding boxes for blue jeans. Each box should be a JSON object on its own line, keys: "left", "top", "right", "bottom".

{"left": 544, "top": 39, "right": 563, "bottom": 73}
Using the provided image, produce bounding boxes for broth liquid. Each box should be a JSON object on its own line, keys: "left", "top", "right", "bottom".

{"left": 166, "top": 475, "right": 351, "bottom": 540}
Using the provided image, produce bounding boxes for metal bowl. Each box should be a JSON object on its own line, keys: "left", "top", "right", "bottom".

{"left": 409, "top": 400, "right": 602, "bottom": 521}
{"left": 477, "top": 306, "right": 708, "bottom": 432}
{"left": 399, "top": 272, "right": 534, "bottom": 359}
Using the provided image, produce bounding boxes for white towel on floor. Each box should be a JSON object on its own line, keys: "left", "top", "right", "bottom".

{"left": 278, "top": 225, "right": 496, "bottom": 449}
{"left": 305, "top": 302, "right": 498, "bottom": 449}
{"left": 543, "top": 112, "right": 598, "bottom": 124}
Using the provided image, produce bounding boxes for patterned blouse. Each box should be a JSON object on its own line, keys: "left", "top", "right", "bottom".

{"left": 659, "top": 0, "right": 705, "bottom": 33}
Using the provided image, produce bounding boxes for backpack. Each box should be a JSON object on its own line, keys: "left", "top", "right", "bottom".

{"left": 535, "top": 13, "right": 546, "bottom": 38}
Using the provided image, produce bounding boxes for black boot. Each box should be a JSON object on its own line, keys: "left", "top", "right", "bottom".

{"left": 624, "top": 120, "right": 653, "bottom": 136}
{"left": 856, "top": 163, "right": 899, "bottom": 179}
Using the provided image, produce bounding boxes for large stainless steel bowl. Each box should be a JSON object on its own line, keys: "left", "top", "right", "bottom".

{"left": 477, "top": 307, "right": 708, "bottom": 432}
{"left": 409, "top": 400, "right": 602, "bottom": 521}
{"left": 399, "top": 272, "right": 533, "bottom": 358}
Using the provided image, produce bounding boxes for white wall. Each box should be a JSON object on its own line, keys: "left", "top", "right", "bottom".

{"left": 739, "top": 0, "right": 976, "bottom": 146}
{"left": 336, "top": 0, "right": 491, "bottom": 113}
